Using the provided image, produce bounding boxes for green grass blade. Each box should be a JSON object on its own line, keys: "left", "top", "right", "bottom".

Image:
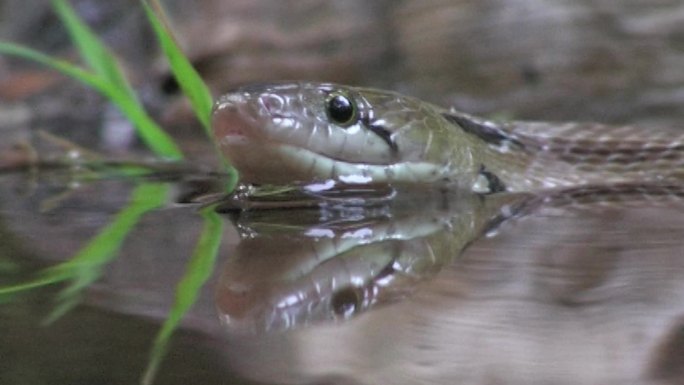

{"left": 52, "top": 0, "right": 136, "bottom": 97}
{"left": 143, "top": 0, "right": 240, "bottom": 191}
{"left": 142, "top": 0, "right": 214, "bottom": 134}
{"left": 0, "top": 42, "right": 104, "bottom": 89}
{"left": 142, "top": 205, "right": 223, "bottom": 385}
{"left": 102, "top": 87, "right": 185, "bottom": 159}
{"left": 0, "top": 42, "right": 183, "bottom": 159}
{"left": 0, "top": 183, "right": 170, "bottom": 298}
{"left": 51, "top": 0, "right": 184, "bottom": 160}
{"left": 42, "top": 292, "right": 82, "bottom": 325}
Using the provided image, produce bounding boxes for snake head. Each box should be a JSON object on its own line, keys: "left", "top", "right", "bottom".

{"left": 212, "top": 82, "right": 461, "bottom": 187}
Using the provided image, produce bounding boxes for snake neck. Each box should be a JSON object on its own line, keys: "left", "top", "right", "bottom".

{"left": 443, "top": 112, "right": 684, "bottom": 192}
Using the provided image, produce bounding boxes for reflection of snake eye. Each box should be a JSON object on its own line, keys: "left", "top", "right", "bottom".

{"left": 331, "top": 286, "right": 363, "bottom": 318}
{"left": 326, "top": 92, "right": 357, "bottom": 127}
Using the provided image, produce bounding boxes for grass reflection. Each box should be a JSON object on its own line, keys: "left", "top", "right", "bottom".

{"left": 0, "top": 183, "right": 170, "bottom": 300}
{"left": 142, "top": 205, "right": 224, "bottom": 385}
{"left": 0, "top": 180, "right": 227, "bottom": 385}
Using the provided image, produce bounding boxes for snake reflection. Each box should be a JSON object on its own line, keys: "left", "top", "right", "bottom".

{"left": 215, "top": 184, "right": 684, "bottom": 334}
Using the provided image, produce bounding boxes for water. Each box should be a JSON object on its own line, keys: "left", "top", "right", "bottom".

{"left": 1, "top": 168, "right": 683, "bottom": 385}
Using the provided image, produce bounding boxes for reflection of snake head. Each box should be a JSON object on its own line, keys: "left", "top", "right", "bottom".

{"left": 214, "top": 191, "right": 520, "bottom": 334}
{"left": 214, "top": 196, "right": 485, "bottom": 334}
{"left": 216, "top": 238, "right": 433, "bottom": 334}
{"left": 212, "top": 82, "right": 478, "bottom": 188}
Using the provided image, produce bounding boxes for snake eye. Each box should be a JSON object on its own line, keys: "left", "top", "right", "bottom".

{"left": 326, "top": 92, "right": 357, "bottom": 127}
{"left": 331, "top": 286, "right": 364, "bottom": 318}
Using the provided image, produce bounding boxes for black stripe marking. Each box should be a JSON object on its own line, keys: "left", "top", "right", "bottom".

{"left": 479, "top": 165, "right": 507, "bottom": 193}
{"left": 361, "top": 116, "right": 399, "bottom": 153}
{"left": 442, "top": 113, "right": 524, "bottom": 149}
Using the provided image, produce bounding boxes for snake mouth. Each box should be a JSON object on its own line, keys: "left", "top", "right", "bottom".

{"left": 213, "top": 94, "right": 265, "bottom": 141}
{"left": 212, "top": 102, "right": 327, "bottom": 184}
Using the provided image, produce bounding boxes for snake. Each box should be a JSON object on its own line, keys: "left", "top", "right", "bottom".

{"left": 212, "top": 82, "right": 684, "bottom": 193}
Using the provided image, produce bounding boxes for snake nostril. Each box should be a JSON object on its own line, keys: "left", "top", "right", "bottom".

{"left": 259, "top": 94, "right": 285, "bottom": 115}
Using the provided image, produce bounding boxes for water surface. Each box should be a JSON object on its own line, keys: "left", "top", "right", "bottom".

{"left": 1, "top": 169, "right": 683, "bottom": 385}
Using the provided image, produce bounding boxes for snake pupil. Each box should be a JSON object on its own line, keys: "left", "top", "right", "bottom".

{"left": 331, "top": 286, "right": 362, "bottom": 317}
{"left": 327, "top": 93, "right": 356, "bottom": 126}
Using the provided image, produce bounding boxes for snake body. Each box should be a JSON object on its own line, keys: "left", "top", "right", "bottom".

{"left": 212, "top": 82, "right": 684, "bottom": 193}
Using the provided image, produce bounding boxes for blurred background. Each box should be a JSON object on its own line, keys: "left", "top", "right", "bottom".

{"left": 2, "top": 1, "right": 684, "bottom": 385}
{"left": 3, "top": 0, "right": 684, "bottom": 138}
